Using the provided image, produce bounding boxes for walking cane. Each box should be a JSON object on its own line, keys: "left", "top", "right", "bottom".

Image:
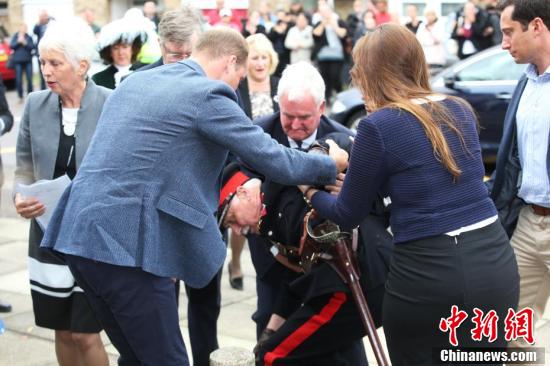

{"left": 300, "top": 210, "right": 390, "bottom": 366}
{"left": 331, "top": 233, "right": 390, "bottom": 366}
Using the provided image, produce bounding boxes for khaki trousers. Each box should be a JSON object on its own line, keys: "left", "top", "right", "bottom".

{"left": 510, "top": 205, "right": 550, "bottom": 349}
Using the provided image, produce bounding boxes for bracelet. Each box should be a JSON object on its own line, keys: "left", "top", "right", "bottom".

{"left": 303, "top": 187, "right": 317, "bottom": 207}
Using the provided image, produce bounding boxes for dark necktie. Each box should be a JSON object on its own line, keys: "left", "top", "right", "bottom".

{"left": 294, "top": 140, "right": 306, "bottom": 152}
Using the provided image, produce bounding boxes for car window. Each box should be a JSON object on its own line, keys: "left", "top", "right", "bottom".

{"left": 456, "top": 52, "right": 525, "bottom": 82}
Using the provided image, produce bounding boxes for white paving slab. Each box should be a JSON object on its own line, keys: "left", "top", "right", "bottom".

{"left": 0, "top": 270, "right": 30, "bottom": 295}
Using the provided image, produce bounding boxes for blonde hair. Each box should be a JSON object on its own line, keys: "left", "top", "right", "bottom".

{"left": 195, "top": 28, "right": 248, "bottom": 66}
{"left": 246, "top": 33, "right": 279, "bottom": 75}
{"left": 351, "top": 24, "right": 475, "bottom": 178}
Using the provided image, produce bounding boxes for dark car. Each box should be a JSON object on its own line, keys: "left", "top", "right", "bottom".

{"left": 329, "top": 46, "right": 526, "bottom": 163}
{"left": 0, "top": 25, "right": 16, "bottom": 86}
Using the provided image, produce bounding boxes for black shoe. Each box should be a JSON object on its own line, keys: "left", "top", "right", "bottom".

{"left": 228, "top": 263, "right": 244, "bottom": 291}
{"left": 254, "top": 328, "right": 276, "bottom": 364}
{"left": 0, "top": 299, "right": 12, "bottom": 313}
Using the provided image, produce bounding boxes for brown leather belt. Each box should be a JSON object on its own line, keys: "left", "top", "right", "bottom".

{"left": 531, "top": 204, "right": 550, "bottom": 216}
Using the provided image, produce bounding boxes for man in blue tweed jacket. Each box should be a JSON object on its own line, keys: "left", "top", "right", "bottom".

{"left": 41, "top": 28, "right": 347, "bottom": 365}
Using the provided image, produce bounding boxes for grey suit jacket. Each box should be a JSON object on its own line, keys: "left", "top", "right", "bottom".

{"left": 15, "top": 80, "right": 111, "bottom": 185}
{"left": 42, "top": 60, "right": 337, "bottom": 288}
{"left": 14, "top": 80, "right": 111, "bottom": 245}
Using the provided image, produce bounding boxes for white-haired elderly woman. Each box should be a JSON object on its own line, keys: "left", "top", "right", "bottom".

{"left": 228, "top": 33, "right": 281, "bottom": 291}
{"left": 14, "top": 18, "right": 110, "bottom": 366}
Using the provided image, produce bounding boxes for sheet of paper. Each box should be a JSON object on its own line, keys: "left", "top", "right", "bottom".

{"left": 16, "top": 175, "right": 71, "bottom": 231}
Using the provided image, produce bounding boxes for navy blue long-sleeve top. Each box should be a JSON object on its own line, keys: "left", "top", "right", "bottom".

{"left": 312, "top": 98, "right": 497, "bottom": 244}
{"left": 9, "top": 33, "right": 34, "bottom": 63}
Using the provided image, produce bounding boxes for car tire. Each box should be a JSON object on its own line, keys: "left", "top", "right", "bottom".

{"left": 346, "top": 110, "right": 367, "bottom": 131}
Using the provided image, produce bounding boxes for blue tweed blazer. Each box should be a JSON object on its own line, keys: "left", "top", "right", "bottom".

{"left": 41, "top": 60, "right": 337, "bottom": 288}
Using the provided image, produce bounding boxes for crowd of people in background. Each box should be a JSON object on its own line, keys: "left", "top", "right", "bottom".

{"left": 203, "top": 0, "right": 506, "bottom": 99}
{"left": 0, "top": 0, "right": 547, "bottom": 365}
{"left": 4, "top": 0, "right": 507, "bottom": 105}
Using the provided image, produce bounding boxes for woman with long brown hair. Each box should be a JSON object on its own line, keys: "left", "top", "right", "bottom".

{"left": 302, "top": 24, "right": 519, "bottom": 364}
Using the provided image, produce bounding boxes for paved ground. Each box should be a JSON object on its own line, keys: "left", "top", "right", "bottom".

{"left": 1, "top": 88, "right": 549, "bottom": 365}
{"left": 1, "top": 216, "right": 549, "bottom": 365}
{"left": 0, "top": 216, "right": 260, "bottom": 365}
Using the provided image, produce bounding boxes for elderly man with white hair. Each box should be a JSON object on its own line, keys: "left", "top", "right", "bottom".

{"left": 14, "top": 18, "right": 111, "bottom": 366}
{"left": 223, "top": 61, "right": 392, "bottom": 365}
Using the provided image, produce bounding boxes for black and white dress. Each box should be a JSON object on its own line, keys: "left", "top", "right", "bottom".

{"left": 27, "top": 105, "right": 101, "bottom": 332}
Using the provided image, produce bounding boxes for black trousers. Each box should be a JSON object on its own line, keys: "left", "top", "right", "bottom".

{"left": 178, "top": 270, "right": 222, "bottom": 366}
{"left": 253, "top": 271, "right": 281, "bottom": 339}
{"left": 252, "top": 262, "right": 300, "bottom": 339}
{"left": 383, "top": 221, "right": 519, "bottom": 365}
{"left": 318, "top": 60, "right": 344, "bottom": 101}
{"left": 258, "top": 285, "right": 386, "bottom": 366}
{"left": 258, "top": 291, "right": 370, "bottom": 366}
{"left": 65, "top": 254, "right": 189, "bottom": 366}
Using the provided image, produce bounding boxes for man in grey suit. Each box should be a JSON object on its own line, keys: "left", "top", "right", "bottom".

{"left": 41, "top": 28, "right": 347, "bottom": 366}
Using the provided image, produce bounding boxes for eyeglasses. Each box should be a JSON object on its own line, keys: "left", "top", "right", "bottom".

{"left": 161, "top": 43, "right": 192, "bottom": 62}
{"left": 164, "top": 51, "right": 192, "bottom": 62}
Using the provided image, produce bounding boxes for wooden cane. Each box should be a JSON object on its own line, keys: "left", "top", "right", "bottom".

{"left": 299, "top": 211, "right": 390, "bottom": 365}
{"left": 331, "top": 236, "right": 390, "bottom": 366}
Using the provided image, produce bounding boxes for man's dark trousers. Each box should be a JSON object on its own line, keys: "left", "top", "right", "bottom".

{"left": 183, "top": 271, "right": 222, "bottom": 366}
{"left": 64, "top": 254, "right": 189, "bottom": 366}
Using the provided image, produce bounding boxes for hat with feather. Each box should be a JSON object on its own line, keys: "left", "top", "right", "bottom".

{"left": 97, "top": 9, "right": 152, "bottom": 64}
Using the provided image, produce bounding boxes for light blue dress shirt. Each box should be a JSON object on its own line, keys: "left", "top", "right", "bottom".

{"left": 516, "top": 64, "right": 550, "bottom": 207}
